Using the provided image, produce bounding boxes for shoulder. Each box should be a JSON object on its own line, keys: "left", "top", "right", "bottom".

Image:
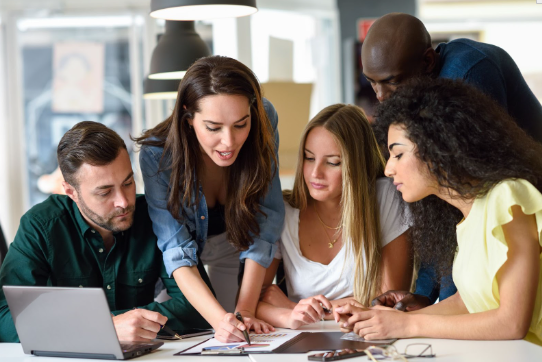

{"left": 375, "top": 177, "right": 399, "bottom": 203}
{"left": 130, "top": 194, "right": 156, "bottom": 238}
{"left": 22, "top": 195, "right": 75, "bottom": 226}
{"left": 262, "top": 98, "right": 278, "bottom": 128}
{"left": 283, "top": 199, "right": 299, "bottom": 221}
{"left": 486, "top": 179, "right": 542, "bottom": 205}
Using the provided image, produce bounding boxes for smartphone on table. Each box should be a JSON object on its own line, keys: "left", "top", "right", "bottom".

{"left": 308, "top": 349, "right": 366, "bottom": 361}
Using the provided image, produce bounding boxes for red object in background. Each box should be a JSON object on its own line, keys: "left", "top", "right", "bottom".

{"left": 357, "top": 19, "right": 375, "bottom": 42}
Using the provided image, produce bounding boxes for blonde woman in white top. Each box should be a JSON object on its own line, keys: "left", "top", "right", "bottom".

{"left": 256, "top": 104, "right": 412, "bottom": 329}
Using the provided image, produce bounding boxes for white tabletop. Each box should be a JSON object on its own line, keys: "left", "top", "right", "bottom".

{"left": 2, "top": 320, "right": 542, "bottom": 362}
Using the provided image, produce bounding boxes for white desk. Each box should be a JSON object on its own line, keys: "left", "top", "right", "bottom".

{"left": 2, "top": 321, "right": 542, "bottom": 362}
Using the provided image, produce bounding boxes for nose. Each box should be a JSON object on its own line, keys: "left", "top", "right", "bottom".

{"left": 384, "top": 157, "right": 395, "bottom": 178}
{"left": 114, "top": 189, "right": 129, "bottom": 209}
{"left": 221, "top": 128, "right": 234, "bottom": 148}
{"left": 311, "top": 162, "right": 324, "bottom": 179}
{"left": 375, "top": 84, "right": 389, "bottom": 102}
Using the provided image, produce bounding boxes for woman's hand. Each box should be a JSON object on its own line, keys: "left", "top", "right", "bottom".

{"left": 287, "top": 295, "right": 333, "bottom": 329}
{"left": 334, "top": 303, "right": 412, "bottom": 340}
{"left": 260, "top": 284, "right": 297, "bottom": 309}
{"left": 238, "top": 310, "right": 275, "bottom": 334}
{"left": 213, "top": 311, "right": 275, "bottom": 343}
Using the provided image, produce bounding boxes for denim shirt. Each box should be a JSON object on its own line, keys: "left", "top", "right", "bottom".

{"left": 139, "top": 98, "right": 285, "bottom": 276}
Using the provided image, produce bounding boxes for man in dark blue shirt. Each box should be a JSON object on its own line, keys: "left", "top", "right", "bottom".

{"left": 362, "top": 12, "right": 542, "bottom": 310}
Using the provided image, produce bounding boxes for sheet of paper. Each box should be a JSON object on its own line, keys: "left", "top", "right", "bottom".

{"left": 178, "top": 331, "right": 304, "bottom": 354}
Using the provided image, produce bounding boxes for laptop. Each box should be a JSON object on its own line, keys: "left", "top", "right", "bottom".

{"left": 3, "top": 285, "right": 164, "bottom": 359}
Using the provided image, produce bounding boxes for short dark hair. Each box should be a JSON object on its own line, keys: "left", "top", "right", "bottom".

{"left": 57, "top": 121, "right": 127, "bottom": 187}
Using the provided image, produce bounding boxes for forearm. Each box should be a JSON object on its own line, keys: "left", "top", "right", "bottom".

{"left": 408, "top": 307, "right": 524, "bottom": 340}
{"left": 236, "top": 259, "right": 266, "bottom": 314}
{"left": 255, "top": 301, "right": 293, "bottom": 328}
{"left": 410, "top": 292, "right": 468, "bottom": 315}
{"left": 173, "top": 265, "right": 226, "bottom": 329}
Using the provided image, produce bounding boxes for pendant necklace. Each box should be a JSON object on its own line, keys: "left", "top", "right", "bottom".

{"left": 313, "top": 203, "right": 342, "bottom": 248}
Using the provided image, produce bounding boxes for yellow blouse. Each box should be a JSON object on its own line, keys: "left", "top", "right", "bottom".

{"left": 454, "top": 179, "right": 542, "bottom": 346}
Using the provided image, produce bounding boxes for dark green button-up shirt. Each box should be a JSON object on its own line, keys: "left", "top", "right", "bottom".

{"left": 0, "top": 194, "right": 210, "bottom": 342}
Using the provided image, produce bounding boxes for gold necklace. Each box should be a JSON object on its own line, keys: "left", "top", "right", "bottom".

{"left": 313, "top": 203, "right": 342, "bottom": 248}
{"left": 313, "top": 203, "right": 342, "bottom": 230}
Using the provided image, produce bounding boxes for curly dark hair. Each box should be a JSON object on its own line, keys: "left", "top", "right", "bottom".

{"left": 373, "top": 77, "right": 542, "bottom": 280}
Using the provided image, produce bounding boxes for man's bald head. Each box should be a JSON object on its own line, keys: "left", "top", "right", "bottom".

{"left": 362, "top": 13, "right": 437, "bottom": 102}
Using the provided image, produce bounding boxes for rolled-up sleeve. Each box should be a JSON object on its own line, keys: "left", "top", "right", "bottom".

{"left": 239, "top": 99, "right": 285, "bottom": 268}
{"left": 139, "top": 145, "right": 199, "bottom": 276}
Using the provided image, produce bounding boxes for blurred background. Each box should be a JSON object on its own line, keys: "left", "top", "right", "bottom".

{"left": 0, "top": 0, "right": 541, "bottom": 243}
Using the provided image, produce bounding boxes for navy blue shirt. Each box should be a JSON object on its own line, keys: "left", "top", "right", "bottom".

{"left": 416, "top": 39, "right": 542, "bottom": 302}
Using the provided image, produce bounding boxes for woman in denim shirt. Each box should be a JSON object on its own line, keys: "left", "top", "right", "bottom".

{"left": 135, "top": 56, "right": 285, "bottom": 342}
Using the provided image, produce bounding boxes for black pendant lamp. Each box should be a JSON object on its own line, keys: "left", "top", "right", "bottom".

{"left": 143, "top": 77, "right": 181, "bottom": 99}
{"left": 149, "top": 21, "right": 211, "bottom": 80}
{"left": 150, "top": 0, "right": 257, "bottom": 20}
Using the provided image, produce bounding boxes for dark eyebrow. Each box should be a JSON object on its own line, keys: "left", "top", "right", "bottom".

{"left": 388, "top": 142, "right": 405, "bottom": 151}
{"left": 95, "top": 171, "right": 134, "bottom": 190}
{"left": 304, "top": 149, "right": 314, "bottom": 155}
{"left": 203, "top": 115, "right": 250, "bottom": 125}
{"left": 363, "top": 73, "right": 396, "bottom": 83}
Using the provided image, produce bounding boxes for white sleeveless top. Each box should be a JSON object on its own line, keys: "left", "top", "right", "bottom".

{"left": 274, "top": 178, "right": 409, "bottom": 303}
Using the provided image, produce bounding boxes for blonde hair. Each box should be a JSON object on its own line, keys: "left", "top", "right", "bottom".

{"left": 284, "top": 104, "right": 385, "bottom": 305}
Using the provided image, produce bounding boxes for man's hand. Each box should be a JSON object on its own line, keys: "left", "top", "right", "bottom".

{"left": 371, "top": 290, "right": 432, "bottom": 311}
{"left": 112, "top": 309, "right": 167, "bottom": 341}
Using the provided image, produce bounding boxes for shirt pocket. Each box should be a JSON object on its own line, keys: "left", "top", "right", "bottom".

{"left": 116, "top": 269, "right": 160, "bottom": 308}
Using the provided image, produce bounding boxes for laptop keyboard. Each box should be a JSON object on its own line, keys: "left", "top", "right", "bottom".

{"left": 121, "top": 343, "right": 156, "bottom": 352}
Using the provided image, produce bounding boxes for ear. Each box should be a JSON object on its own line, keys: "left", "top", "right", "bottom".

{"left": 63, "top": 181, "right": 79, "bottom": 203}
{"left": 422, "top": 47, "right": 438, "bottom": 74}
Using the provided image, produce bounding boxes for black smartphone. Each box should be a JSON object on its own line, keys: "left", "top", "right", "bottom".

{"left": 307, "top": 349, "right": 366, "bottom": 361}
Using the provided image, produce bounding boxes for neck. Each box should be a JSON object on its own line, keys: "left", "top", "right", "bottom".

{"left": 312, "top": 197, "right": 342, "bottom": 225}
{"left": 435, "top": 187, "right": 474, "bottom": 218}
{"left": 80, "top": 213, "right": 115, "bottom": 250}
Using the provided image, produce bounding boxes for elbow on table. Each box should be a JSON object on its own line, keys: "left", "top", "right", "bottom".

{"left": 503, "top": 320, "right": 530, "bottom": 340}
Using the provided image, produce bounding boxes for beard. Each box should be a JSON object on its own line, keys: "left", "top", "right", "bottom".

{"left": 78, "top": 195, "right": 136, "bottom": 233}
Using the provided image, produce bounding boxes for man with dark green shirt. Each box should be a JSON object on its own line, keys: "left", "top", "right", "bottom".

{"left": 0, "top": 121, "right": 210, "bottom": 342}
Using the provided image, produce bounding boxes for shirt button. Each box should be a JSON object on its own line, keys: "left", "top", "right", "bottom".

{"left": 91, "top": 230, "right": 96, "bottom": 234}
{"left": 107, "top": 285, "right": 111, "bottom": 290}
{"left": 138, "top": 278, "right": 143, "bottom": 283}
{"left": 200, "top": 216, "right": 205, "bottom": 220}
{"left": 99, "top": 248, "right": 104, "bottom": 253}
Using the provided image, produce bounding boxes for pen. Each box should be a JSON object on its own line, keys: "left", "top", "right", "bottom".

{"left": 160, "top": 324, "right": 182, "bottom": 340}
{"left": 234, "top": 312, "right": 251, "bottom": 345}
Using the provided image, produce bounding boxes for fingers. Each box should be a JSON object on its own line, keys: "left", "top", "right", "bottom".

{"left": 395, "top": 294, "right": 432, "bottom": 311}
{"left": 299, "top": 295, "right": 332, "bottom": 319}
{"left": 214, "top": 314, "right": 247, "bottom": 343}
{"left": 113, "top": 309, "right": 168, "bottom": 341}
{"left": 135, "top": 309, "right": 168, "bottom": 326}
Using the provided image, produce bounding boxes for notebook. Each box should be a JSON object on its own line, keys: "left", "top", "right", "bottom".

{"left": 3, "top": 286, "right": 163, "bottom": 359}
{"left": 177, "top": 331, "right": 394, "bottom": 355}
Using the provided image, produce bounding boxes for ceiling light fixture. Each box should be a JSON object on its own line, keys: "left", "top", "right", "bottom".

{"left": 148, "top": 20, "right": 211, "bottom": 80}
{"left": 143, "top": 77, "right": 181, "bottom": 100}
{"left": 150, "top": 0, "right": 257, "bottom": 21}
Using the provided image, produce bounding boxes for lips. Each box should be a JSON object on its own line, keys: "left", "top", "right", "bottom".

{"left": 216, "top": 150, "right": 234, "bottom": 160}
{"left": 393, "top": 182, "right": 403, "bottom": 191}
{"left": 310, "top": 182, "right": 327, "bottom": 190}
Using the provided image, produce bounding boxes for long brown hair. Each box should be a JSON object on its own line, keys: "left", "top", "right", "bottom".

{"left": 284, "top": 104, "right": 386, "bottom": 305}
{"left": 134, "top": 56, "right": 277, "bottom": 250}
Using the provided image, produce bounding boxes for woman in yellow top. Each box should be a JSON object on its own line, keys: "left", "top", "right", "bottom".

{"left": 334, "top": 78, "right": 542, "bottom": 345}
